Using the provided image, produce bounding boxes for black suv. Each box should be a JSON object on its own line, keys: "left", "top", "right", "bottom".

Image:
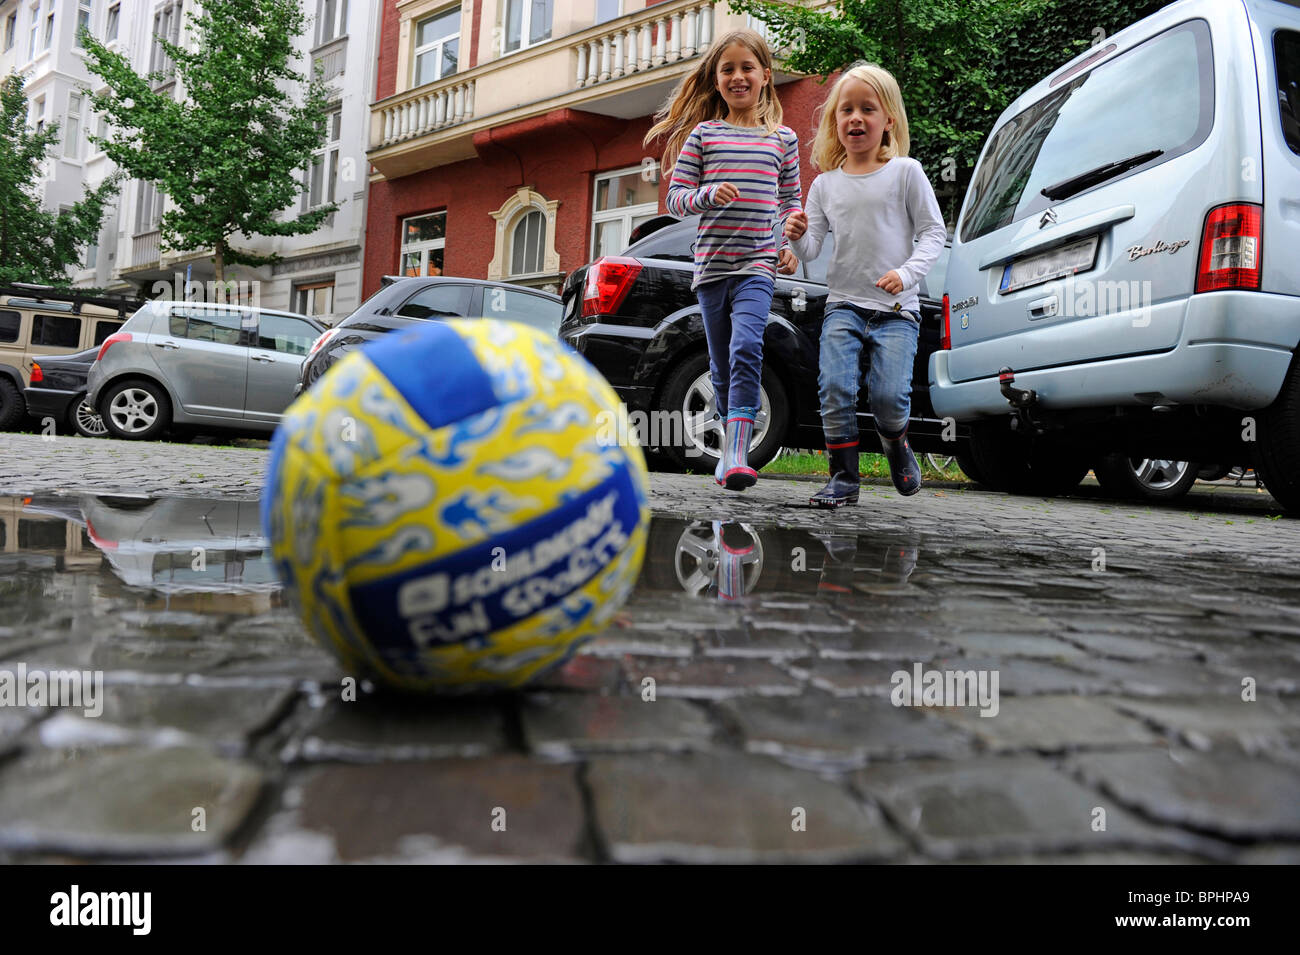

{"left": 298, "top": 276, "right": 562, "bottom": 394}
{"left": 559, "top": 215, "right": 961, "bottom": 472}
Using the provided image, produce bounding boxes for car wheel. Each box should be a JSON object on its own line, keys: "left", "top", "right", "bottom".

{"left": 1093, "top": 455, "right": 1200, "bottom": 501}
{"left": 0, "top": 377, "right": 26, "bottom": 431}
{"left": 967, "top": 421, "right": 1090, "bottom": 496}
{"left": 1257, "top": 357, "right": 1300, "bottom": 514}
{"left": 68, "top": 394, "right": 108, "bottom": 438}
{"left": 101, "top": 379, "right": 171, "bottom": 441}
{"left": 657, "top": 351, "right": 789, "bottom": 475}
{"left": 1197, "top": 464, "right": 1232, "bottom": 482}
{"left": 954, "top": 450, "right": 987, "bottom": 486}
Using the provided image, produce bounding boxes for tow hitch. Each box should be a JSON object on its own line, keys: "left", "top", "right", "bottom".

{"left": 999, "top": 366, "right": 1046, "bottom": 434}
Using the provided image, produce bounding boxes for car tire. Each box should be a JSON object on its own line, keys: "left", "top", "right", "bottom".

{"left": 967, "top": 421, "right": 1089, "bottom": 496}
{"left": 657, "top": 350, "right": 789, "bottom": 475}
{"left": 0, "top": 377, "right": 26, "bottom": 431}
{"left": 954, "top": 449, "right": 988, "bottom": 486}
{"left": 68, "top": 394, "right": 108, "bottom": 438}
{"left": 1197, "top": 464, "right": 1232, "bottom": 482}
{"left": 1093, "top": 455, "right": 1200, "bottom": 501}
{"left": 100, "top": 378, "right": 171, "bottom": 441}
{"left": 1257, "top": 357, "right": 1300, "bottom": 514}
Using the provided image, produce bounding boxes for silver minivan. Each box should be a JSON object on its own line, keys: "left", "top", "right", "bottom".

{"left": 86, "top": 300, "right": 323, "bottom": 440}
{"left": 931, "top": 0, "right": 1300, "bottom": 510}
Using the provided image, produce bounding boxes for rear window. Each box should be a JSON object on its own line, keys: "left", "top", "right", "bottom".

{"left": 1278, "top": 31, "right": 1300, "bottom": 156}
{"left": 483, "top": 287, "right": 561, "bottom": 335}
{"left": 626, "top": 221, "right": 695, "bottom": 262}
{"left": 0, "top": 310, "right": 19, "bottom": 343}
{"left": 31, "top": 314, "right": 81, "bottom": 348}
{"left": 93, "top": 320, "right": 121, "bottom": 346}
{"left": 258, "top": 314, "right": 318, "bottom": 354}
{"left": 396, "top": 283, "right": 473, "bottom": 320}
{"left": 961, "top": 19, "right": 1213, "bottom": 242}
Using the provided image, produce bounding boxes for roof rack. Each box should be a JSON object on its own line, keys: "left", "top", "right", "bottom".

{"left": 0, "top": 283, "right": 147, "bottom": 320}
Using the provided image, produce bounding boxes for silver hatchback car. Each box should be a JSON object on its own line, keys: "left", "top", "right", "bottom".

{"left": 931, "top": 0, "right": 1300, "bottom": 510}
{"left": 86, "top": 301, "right": 323, "bottom": 440}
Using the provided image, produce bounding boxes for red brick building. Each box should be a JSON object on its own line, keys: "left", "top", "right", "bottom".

{"left": 363, "top": 0, "right": 825, "bottom": 298}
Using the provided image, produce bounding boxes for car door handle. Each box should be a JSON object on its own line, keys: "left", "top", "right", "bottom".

{"left": 251, "top": 354, "right": 275, "bottom": 363}
{"left": 1027, "top": 295, "right": 1059, "bottom": 320}
{"left": 153, "top": 340, "right": 180, "bottom": 349}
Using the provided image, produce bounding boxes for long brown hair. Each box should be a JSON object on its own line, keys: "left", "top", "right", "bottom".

{"left": 644, "top": 29, "right": 783, "bottom": 174}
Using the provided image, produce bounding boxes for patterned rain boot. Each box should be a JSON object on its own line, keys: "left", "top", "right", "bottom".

{"left": 717, "top": 521, "right": 755, "bottom": 601}
{"left": 721, "top": 408, "right": 758, "bottom": 491}
{"left": 880, "top": 430, "right": 922, "bottom": 496}
{"left": 809, "top": 439, "right": 860, "bottom": 507}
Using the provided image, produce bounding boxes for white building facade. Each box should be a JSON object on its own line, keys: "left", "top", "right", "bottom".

{"left": 0, "top": 0, "right": 378, "bottom": 326}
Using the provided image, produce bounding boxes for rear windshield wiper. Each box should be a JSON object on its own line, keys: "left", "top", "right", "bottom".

{"left": 1040, "top": 148, "right": 1165, "bottom": 201}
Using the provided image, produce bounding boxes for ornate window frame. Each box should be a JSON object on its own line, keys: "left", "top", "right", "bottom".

{"left": 487, "top": 187, "right": 560, "bottom": 285}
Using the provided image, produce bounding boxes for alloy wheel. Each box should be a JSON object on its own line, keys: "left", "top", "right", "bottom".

{"left": 108, "top": 388, "right": 160, "bottom": 434}
{"left": 681, "top": 372, "right": 770, "bottom": 460}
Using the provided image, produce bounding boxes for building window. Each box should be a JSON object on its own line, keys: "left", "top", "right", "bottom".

{"left": 43, "top": 4, "right": 53, "bottom": 50}
{"left": 413, "top": 7, "right": 459, "bottom": 86}
{"left": 4, "top": 12, "right": 16, "bottom": 51}
{"left": 28, "top": 2, "right": 38, "bottom": 60}
{"left": 400, "top": 212, "right": 446, "bottom": 277}
{"left": 85, "top": 239, "right": 98, "bottom": 270}
{"left": 76, "top": 0, "right": 92, "bottom": 39}
{"left": 65, "top": 93, "right": 84, "bottom": 160}
{"left": 136, "top": 180, "right": 163, "bottom": 233}
{"left": 591, "top": 166, "right": 660, "bottom": 258}
{"left": 293, "top": 281, "right": 334, "bottom": 318}
{"left": 105, "top": 2, "right": 119, "bottom": 42}
{"left": 317, "top": 0, "right": 347, "bottom": 45}
{"left": 503, "top": 0, "right": 552, "bottom": 54}
{"left": 510, "top": 210, "right": 545, "bottom": 277}
{"left": 151, "top": 2, "right": 183, "bottom": 76}
{"left": 596, "top": 0, "right": 622, "bottom": 25}
{"left": 303, "top": 106, "right": 341, "bottom": 210}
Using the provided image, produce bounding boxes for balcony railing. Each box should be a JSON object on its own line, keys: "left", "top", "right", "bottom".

{"left": 313, "top": 36, "right": 347, "bottom": 83}
{"left": 375, "top": 77, "right": 477, "bottom": 148}
{"left": 575, "top": 1, "right": 714, "bottom": 89}
{"left": 131, "top": 230, "right": 161, "bottom": 267}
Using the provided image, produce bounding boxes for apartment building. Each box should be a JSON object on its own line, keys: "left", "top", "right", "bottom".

{"left": 364, "top": 0, "right": 825, "bottom": 297}
{"left": 1, "top": 1, "right": 379, "bottom": 326}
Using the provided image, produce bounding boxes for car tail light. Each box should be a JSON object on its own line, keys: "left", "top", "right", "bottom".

{"left": 582, "top": 257, "right": 642, "bottom": 318}
{"left": 941, "top": 293, "right": 951, "bottom": 350}
{"left": 1196, "top": 203, "right": 1262, "bottom": 293}
{"left": 307, "top": 327, "right": 339, "bottom": 358}
{"left": 29, "top": 362, "right": 43, "bottom": 383}
{"left": 96, "top": 331, "right": 132, "bottom": 362}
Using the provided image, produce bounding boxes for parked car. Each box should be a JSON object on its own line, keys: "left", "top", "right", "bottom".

{"left": 930, "top": 0, "right": 1300, "bottom": 510}
{"left": 23, "top": 348, "right": 107, "bottom": 437}
{"left": 0, "top": 284, "right": 142, "bottom": 431}
{"left": 559, "top": 214, "right": 959, "bottom": 473}
{"left": 86, "top": 301, "right": 324, "bottom": 440}
{"left": 298, "top": 276, "right": 563, "bottom": 393}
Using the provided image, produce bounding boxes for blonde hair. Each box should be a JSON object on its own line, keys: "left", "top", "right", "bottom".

{"left": 644, "top": 29, "right": 783, "bottom": 174}
{"left": 811, "top": 62, "right": 910, "bottom": 171}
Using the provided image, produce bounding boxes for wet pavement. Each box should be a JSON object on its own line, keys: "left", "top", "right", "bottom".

{"left": 1, "top": 432, "right": 1299, "bottom": 863}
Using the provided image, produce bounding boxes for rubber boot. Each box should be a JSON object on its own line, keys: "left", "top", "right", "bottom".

{"left": 717, "top": 521, "right": 756, "bottom": 601}
{"left": 880, "top": 431, "right": 922, "bottom": 496}
{"left": 809, "top": 440, "right": 860, "bottom": 507}
{"left": 721, "top": 410, "right": 757, "bottom": 491}
{"left": 814, "top": 533, "right": 858, "bottom": 596}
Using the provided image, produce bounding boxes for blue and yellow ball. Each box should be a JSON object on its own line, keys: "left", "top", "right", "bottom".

{"left": 262, "top": 318, "right": 649, "bottom": 692}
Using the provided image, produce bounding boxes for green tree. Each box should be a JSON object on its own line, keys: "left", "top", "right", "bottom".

{"left": 0, "top": 72, "right": 119, "bottom": 287}
{"left": 730, "top": 0, "right": 1177, "bottom": 222}
{"left": 81, "top": 0, "right": 336, "bottom": 283}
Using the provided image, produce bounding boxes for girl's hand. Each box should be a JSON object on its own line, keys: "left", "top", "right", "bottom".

{"left": 777, "top": 249, "right": 798, "bottom": 275}
{"left": 784, "top": 210, "right": 808, "bottom": 241}
{"left": 875, "top": 271, "right": 904, "bottom": 295}
{"left": 713, "top": 182, "right": 741, "bottom": 205}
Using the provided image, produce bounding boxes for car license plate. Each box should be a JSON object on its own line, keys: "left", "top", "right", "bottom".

{"left": 999, "top": 235, "right": 1099, "bottom": 293}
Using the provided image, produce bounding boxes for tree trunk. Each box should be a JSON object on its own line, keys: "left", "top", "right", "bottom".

{"left": 214, "top": 239, "right": 225, "bottom": 283}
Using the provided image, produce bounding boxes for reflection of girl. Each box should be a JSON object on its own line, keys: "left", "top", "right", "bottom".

{"left": 646, "top": 29, "right": 801, "bottom": 491}
{"left": 787, "top": 63, "right": 946, "bottom": 507}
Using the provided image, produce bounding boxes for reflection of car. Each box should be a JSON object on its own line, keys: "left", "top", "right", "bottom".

{"left": 931, "top": 0, "right": 1300, "bottom": 509}
{"left": 297, "top": 276, "right": 563, "bottom": 394}
{"left": 23, "top": 348, "right": 106, "bottom": 437}
{"left": 86, "top": 301, "right": 324, "bottom": 440}
{"left": 79, "top": 495, "right": 277, "bottom": 594}
{"left": 559, "top": 215, "right": 960, "bottom": 474}
{"left": 0, "top": 284, "right": 141, "bottom": 431}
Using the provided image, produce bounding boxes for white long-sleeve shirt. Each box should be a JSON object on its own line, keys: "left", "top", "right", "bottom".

{"left": 789, "top": 158, "right": 947, "bottom": 314}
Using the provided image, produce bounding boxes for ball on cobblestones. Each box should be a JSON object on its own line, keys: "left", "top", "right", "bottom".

{"left": 262, "top": 318, "right": 649, "bottom": 692}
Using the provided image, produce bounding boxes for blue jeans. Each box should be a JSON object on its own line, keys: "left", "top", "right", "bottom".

{"left": 696, "top": 274, "right": 775, "bottom": 417}
{"left": 818, "top": 302, "right": 919, "bottom": 440}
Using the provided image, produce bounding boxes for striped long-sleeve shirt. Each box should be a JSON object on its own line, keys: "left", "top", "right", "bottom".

{"left": 666, "top": 120, "right": 802, "bottom": 290}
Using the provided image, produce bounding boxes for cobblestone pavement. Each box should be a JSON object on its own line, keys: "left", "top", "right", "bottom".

{"left": 1, "top": 432, "right": 1298, "bottom": 863}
